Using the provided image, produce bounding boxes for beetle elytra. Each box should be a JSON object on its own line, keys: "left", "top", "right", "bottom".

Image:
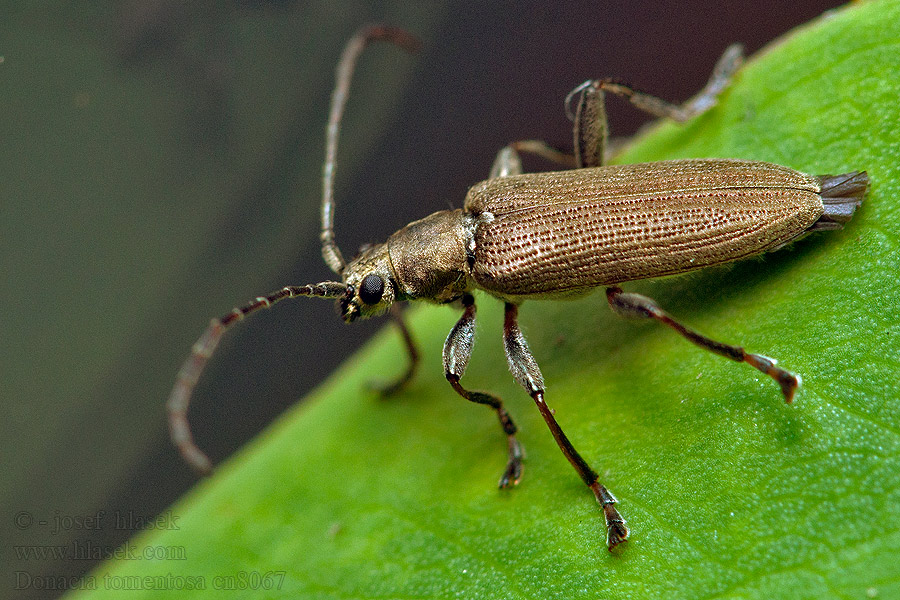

{"left": 168, "top": 25, "right": 867, "bottom": 551}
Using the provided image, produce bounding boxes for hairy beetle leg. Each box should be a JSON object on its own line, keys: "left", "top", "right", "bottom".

{"left": 606, "top": 286, "right": 800, "bottom": 402}
{"left": 444, "top": 379, "right": 525, "bottom": 488}
{"left": 369, "top": 304, "right": 420, "bottom": 397}
{"left": 504, "top": 302, "right": 628, "bottom": 550}
{"left": 444, "top": 294, "right": 525, "bottom": 487}
{"left": 489, "top": 140, "right": 577, "bottom": 179}
{"left": 530, "top": 388, "right": 630, "bottom": 550}
{"left": 487, "top": 45, "right": 743, "bottom": 183}
{"left": 568, "top": 43, "right": 744, "bottom": 169}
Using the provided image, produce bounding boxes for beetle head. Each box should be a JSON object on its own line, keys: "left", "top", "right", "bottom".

{"left": 338, "top": 242, "right": 397, "bottom": 323}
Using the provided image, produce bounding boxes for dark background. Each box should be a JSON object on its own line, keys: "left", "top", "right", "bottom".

{"left": 1, "top": 1, "right": 845, "bottom": 597}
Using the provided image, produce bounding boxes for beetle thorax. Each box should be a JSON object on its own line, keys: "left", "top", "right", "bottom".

{"left": 387, "top": 208, "right": 474, "bottom": 304}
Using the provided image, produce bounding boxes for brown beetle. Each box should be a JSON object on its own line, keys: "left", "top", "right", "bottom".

{"left": 167, "top": 25, "right": 867, "bottom": 550}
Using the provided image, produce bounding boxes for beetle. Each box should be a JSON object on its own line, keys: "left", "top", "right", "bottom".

{"left": 167, "top": 25, "right": 867, "bottom": 550}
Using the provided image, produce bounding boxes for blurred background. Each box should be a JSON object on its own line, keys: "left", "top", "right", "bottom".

{"left": 2, "top": 1, "right": 845, "bottom": 597}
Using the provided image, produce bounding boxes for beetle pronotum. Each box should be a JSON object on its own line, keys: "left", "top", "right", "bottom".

{"left": 167, "top": 25, "right": 867, "bottom": 550}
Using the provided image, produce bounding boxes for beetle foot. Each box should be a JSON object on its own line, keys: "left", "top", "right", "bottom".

{"left": 367, "top": 378, "right": 405, "bottom": 398}
{"left": 591, "top": 481, "right": 629, "bottom": 550}
{"left": 745, "top": 353, "right": 800, "bottom": 403}
{"left": 605, "top": 513, "right": 630, "bottom": 551}
{"left": 367, "top": 366, "right": 415, "bottom": 398}
{"left": 498, "top": 435, "right": 524, "bottom": 488}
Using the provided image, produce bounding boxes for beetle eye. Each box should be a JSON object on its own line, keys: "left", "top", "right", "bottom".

{"left": 359, "top": 274, "right": 385, "bottom": 305}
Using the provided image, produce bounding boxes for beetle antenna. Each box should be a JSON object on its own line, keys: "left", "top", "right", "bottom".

{"left": 168, "top": 282, "right": 348, "bottom": 474}
{"left": 321, "top": 25, "right": 421, "bottom": 275}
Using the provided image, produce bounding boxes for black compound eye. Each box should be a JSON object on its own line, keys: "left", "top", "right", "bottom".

{"left": 359, "top": 274, "right": 385, "bottom": 305}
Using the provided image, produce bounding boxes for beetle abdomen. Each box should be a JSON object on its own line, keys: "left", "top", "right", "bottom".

{"left": 465, "top": 159, "right": 833, "bottom": 297}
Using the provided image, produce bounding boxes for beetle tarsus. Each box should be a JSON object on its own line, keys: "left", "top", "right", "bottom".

{"left": 591, "top": 481, "right": 630, "bottom": 549}
{"left": 498, "top": 435, "right": 524, "bottom": 488}
{"left": 605, "top": 516, "right": 630, "bottom": 551}
{"left": 743, "top": 353, "right": 800, "bottom": 403}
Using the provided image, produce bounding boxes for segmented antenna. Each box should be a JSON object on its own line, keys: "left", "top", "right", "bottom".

{"left": 168, "top": 283, "right": 348, "bottom": 474}
{"left": 320, "top": 25, "right": 421, "bottom": 274}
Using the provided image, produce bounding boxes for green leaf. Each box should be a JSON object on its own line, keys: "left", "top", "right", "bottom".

{"left": 69, "top": 2, "right": 900, "bottom": 599}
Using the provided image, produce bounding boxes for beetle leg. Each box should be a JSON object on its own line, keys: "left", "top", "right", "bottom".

{"left": 488, "top": 145, "right": 524, "bottom": 178}
{"left": 443, "top": 293, "right": 524, "bottom": 488}
{"left": 489, "top": 141, "right": 578, "bottom": 179}
{"left": 572, "top": 81, "right": 609, "bottom": 168}
{"left": 571, "top": 43, "right": 744, "bottom": 167}
{"left": 503, "top": 302, "right": 629, "bottom": 551}
{"left": 372, "top": 303, "right": 420, "bottom": 396}
{"left": 606, "top": 286, "right": 800, "bottom": 402}
{"left": 682, "top": 43, "right": 745, "bottom": 117}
